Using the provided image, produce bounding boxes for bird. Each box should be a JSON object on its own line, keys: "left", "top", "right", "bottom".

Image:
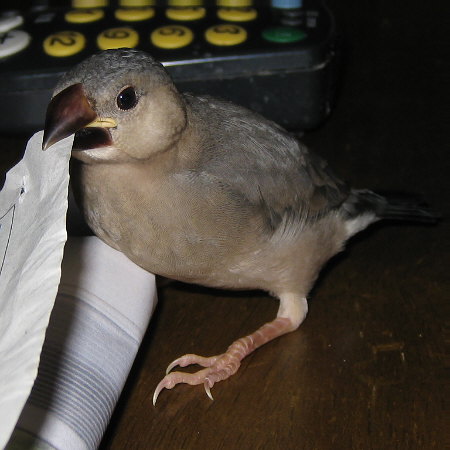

{"left": 42, "top": 48, "right": 437, "bottom": 405}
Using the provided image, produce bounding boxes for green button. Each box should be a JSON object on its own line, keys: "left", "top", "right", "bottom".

{"left": 262, "top": 26, "right": 306, "bottom": 43}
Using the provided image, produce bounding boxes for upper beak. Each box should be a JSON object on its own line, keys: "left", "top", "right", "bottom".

{"left": 42, "top": 83, "right": 117, "bottom": 151}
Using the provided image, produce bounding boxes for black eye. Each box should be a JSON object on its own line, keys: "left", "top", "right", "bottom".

{"left": 117, "top": 86, "right": 138, "bottom": 110}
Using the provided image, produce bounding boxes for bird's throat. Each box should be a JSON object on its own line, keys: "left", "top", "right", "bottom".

{"left": 72, "top": 127, "right": 113, "bottom": 151}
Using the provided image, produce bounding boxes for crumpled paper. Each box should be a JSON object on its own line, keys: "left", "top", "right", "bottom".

{"left": 0, "top": 131, "right": 72, "bottom": 449}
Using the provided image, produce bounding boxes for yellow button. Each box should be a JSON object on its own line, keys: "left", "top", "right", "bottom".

{"left": 97, "top": 27, "right": 139, "bottom": 50}
{"left": 217, "top": 7, "right": 257, "bottom": 22}
{"left": 166, "top": 7, "right": 206, "bottom": 21}
{"left": 115, "top": 7, "right": 155, "bottom": 21}
{"left": 168, "top": 0, "right": 203, "bottom": 6}
{"left": 217, "top": 0, "right": 252, "bottom": 6}
{"left": 65, "top": 9, "right": 104, "bottom": 23}
{"left": 119, "top": 0, "right": 154, "bottom": 5}
{"left": 205, "top": 24, "right": 247, "bottom": 46}
{"left": 43, "top": 31, "right": 86, "bottom": 57}
{"left": 151, "top": 25, "right": 193, "bottom": 49}
{"left": 72, "top": 0, "right": 108, "bottom": 8}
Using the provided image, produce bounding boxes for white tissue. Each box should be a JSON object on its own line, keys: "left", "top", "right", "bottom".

{"left": 13, "top": 236, "right": 157, "bottom": 449}
{"left": 0, "top": 131, "right": 73, "bottom": 449}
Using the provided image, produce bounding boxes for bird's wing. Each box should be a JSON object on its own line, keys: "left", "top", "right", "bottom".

{"left": 185, "top": 95, "right": 349, "bottom": 232}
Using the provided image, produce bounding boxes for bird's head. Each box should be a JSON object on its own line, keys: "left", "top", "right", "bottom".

{"left": 42, "top": 48, "right": 188, "bottom": 162}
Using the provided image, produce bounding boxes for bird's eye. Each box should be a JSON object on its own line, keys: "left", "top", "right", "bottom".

{"left": 117, "top": 86, "right": 138, "bottom": 110}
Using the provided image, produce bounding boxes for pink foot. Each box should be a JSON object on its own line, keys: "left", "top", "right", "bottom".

{"left": 153, "top": 316, "right": 292, "bottom": 405}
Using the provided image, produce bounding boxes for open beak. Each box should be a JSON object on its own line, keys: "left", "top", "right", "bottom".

{"left": 42, "top": 83, "right": 116, "bottom": 151}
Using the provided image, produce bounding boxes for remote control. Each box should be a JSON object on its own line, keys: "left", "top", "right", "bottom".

{"left": 0, "top": 0, "right": 339, "bottom": 134}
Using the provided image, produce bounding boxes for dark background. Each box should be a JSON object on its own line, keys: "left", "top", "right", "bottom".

{"left": 1, "top": 1, "right": 448, "bottom": 448}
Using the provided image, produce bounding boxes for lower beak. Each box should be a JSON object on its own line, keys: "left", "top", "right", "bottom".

{"left": 42, "top": 83, "right": 116, "bottom": 151}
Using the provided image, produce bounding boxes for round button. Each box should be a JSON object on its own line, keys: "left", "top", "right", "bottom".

{"left": 205, "top": 24, "right": 247, "bottom": 46}
{"left": 115, "top": 7, "right": 155, "bottom": 21}
{"left": 43, "top": 31, "right": 86, "bottom": 57}
{"left": 65, "top": 8, "right": 104, "bottom": 23}
{"left": 151, "top": 25, "right": 194, "bottom": 49}
{"left": 216, "top": 0, "right": 252, "bottom": 6}
{"left": 119, "top": 0, "right": 154, "bottom": 5}
{"left": 262, "top": 26, "right": 306, "bottom": 43}
{"left": 0, "top": 30, "right": 30, "bottom": 58}
{"left": 97, "top": 27, "right": 139, "bottom": 50}
{"left": 168, "top": 0, "right": 203, "bottom": 6}
{"left": 72, "top": 0, "right": 108, "bottom": 7}
{"left": 217, "top": 7, "right": 257, "bottom": 22}
{"left": 0, "top": 12, "right": 24, "bottom": 33}
{"left": 166, "top": 7, "right": 206, "bottom": 21}
{"left": 271, "top": 0, "right": 303, "bottom": 7}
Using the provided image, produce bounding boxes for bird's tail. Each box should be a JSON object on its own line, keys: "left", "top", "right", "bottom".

{"left": 376, "top": 192, "right": 440, "bottom": 223}
{"left": 341, "top": 189, "right": 440, "bottom": 237}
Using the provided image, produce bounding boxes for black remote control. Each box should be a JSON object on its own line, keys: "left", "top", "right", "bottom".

{"left": 0, "top": 0, "right": 339, "bottom": 134}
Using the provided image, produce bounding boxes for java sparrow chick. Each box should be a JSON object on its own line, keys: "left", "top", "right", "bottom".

{"left": 42, "top": 48, "right": 437, "bottom": 404}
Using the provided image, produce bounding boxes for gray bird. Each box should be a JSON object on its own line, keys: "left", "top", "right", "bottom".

{"left": 42, "top": 48, "right": 436, "bottom": 405}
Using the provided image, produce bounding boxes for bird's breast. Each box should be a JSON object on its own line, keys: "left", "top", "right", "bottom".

{"left": 71, "top": 160, "right": 252, "bottom": 282}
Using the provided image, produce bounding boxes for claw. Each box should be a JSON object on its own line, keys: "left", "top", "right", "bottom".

{"left": 204, "top": 380, "right": 214, "bottom": 401}
{"left": 153, "top": 382, "right": 164, "bottom": 406}
{"left": 152, "top": 316, "right": 294, "bottom": 405}
{"left": 166, "top": 358, "right": 181, "bottom": 375}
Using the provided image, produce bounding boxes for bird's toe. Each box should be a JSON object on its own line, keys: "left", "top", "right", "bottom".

{"left": 166, "top": 353, "right": 219, "bottom": 374}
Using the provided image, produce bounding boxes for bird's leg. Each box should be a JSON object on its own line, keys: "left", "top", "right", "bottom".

{"left": 153, "top": 294, "right": 308, "bottom": 405}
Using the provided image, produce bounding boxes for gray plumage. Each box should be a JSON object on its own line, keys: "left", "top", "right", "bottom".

{"left": 43, "top": 48, "right": 437, "bottom": 402}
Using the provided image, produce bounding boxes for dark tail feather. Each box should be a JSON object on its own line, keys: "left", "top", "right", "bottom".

{"left": 379, "top": 192, "right": 440, "bottom": 223}
{"left": 343, "top": 189, "right": 441, "bottom": 224}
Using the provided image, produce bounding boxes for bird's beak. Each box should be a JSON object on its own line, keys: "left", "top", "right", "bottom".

{"left": 42, "top": 83, "right": 117, "bottom": 151}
